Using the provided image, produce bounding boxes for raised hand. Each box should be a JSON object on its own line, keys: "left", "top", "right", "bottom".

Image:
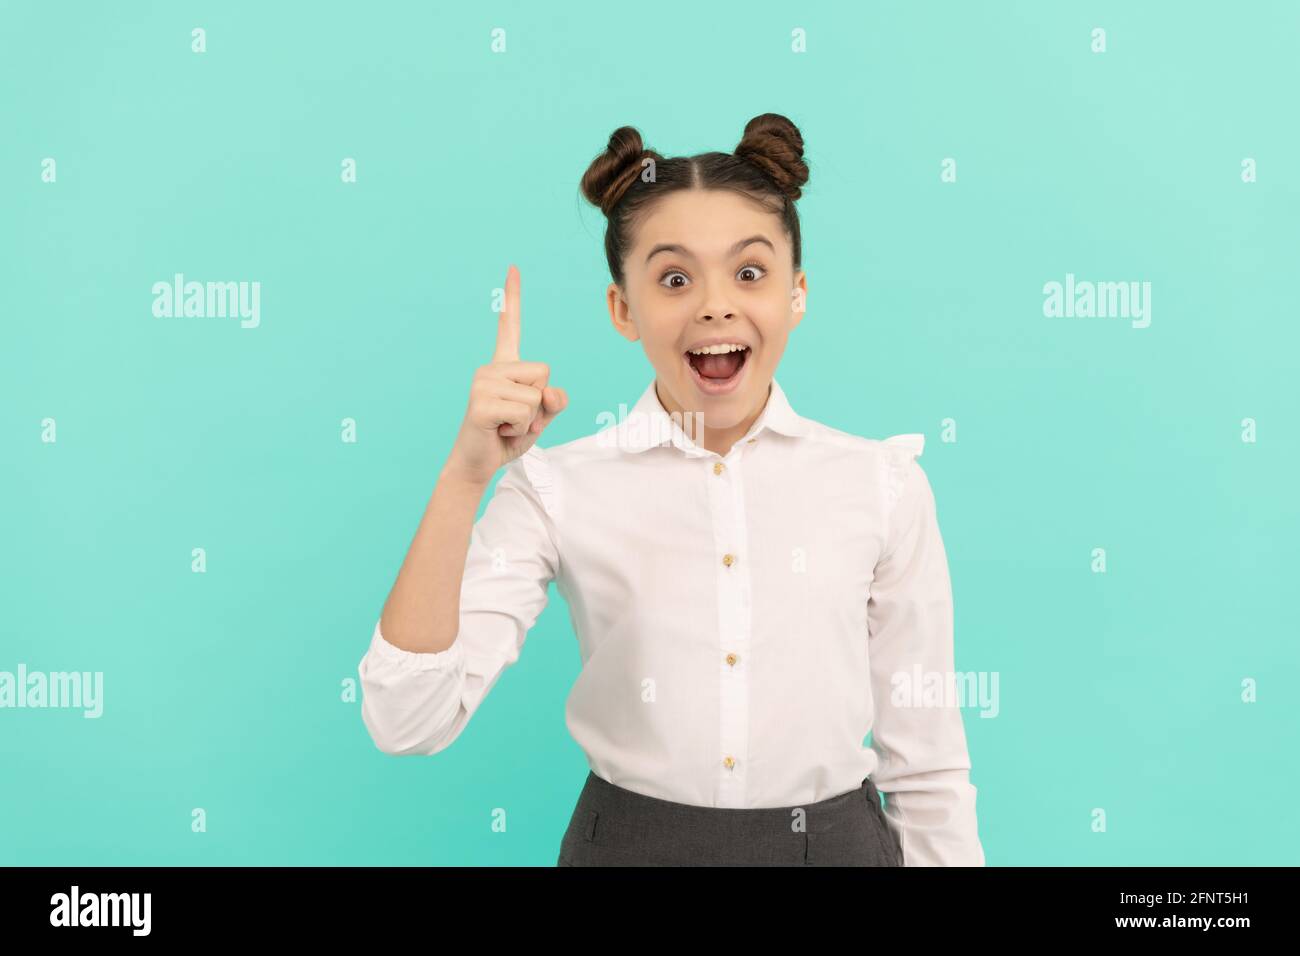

{"left": 445, "top": 265, "right": 568, "bottom": 487}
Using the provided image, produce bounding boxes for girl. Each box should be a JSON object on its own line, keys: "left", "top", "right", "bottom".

{"left": 358, "top": 113, "right": 985, "bottom": 867}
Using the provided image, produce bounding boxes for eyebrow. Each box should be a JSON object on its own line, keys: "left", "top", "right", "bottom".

{"left": 644, "top": 234, "right": 775, "bottom": 266}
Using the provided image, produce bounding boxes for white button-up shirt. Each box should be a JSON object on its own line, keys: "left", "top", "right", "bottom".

{"left": 358, "top": 377, "right": 985, "bottom": 866}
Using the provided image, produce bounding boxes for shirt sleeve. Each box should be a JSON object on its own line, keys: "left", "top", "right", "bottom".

{"left": 866, "top": 435, "right": 986, "bottom": 866}
{"left": 357, "top": 446, "right": 560, "bottom": 756}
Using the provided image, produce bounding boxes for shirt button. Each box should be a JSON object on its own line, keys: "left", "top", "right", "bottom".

{"left": 713, "top": 461, "right": 724, "bottom": 475}
{"left": 722, "top": 553, "right": 735, "bottom": 567}
{"left": 725, "top": 653, "right": 738, "bottom": 666}
{"left": 723, "top": 756, "right": 736, "bottom": 770}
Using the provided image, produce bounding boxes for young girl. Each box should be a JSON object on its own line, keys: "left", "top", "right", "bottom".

{"left": 357, "top": 113, "right": 985, "bottom": 867}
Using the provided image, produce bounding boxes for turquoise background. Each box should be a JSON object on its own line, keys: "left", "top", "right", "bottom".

{"left": 2, "top": 0, "right": 1297, "bottom": 865}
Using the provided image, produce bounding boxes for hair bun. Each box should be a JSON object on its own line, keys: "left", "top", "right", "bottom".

{"left": 580, "top": 127, "right": 660, "bottom": 217}
{"left": 734, "top": 113, "right": 808, "bottom": 201}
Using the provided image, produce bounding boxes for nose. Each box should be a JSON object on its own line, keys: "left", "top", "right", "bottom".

{"left": 697, "top": 275, "right": 739, "bottom": 323}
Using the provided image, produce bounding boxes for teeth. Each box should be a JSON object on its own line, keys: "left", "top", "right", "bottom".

{"left": 686, "top": 343, "right": 749, "bottom": 355}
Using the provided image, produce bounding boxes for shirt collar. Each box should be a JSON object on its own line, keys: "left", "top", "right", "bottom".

{"left": 606, "top": 376, "right": 811, "bottom": 456}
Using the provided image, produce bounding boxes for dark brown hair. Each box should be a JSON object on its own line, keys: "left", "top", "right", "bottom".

{"left": 579, "top": 113, "right": 809, "bottom": 288}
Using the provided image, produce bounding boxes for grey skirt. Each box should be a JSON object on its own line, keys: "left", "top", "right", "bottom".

{"left": 557, "top": 771, "right": 905, "bottom": 867}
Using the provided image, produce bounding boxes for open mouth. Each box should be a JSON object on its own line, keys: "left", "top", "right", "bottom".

{"left": 684, "top": 344, "right": 751, "bottom": 395}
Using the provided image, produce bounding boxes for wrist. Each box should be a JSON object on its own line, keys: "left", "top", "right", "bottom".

{"left": 438, "top": 455, "right": 492, "bottom": 494}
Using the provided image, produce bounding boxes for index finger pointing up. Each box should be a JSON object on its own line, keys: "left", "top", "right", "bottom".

{"left": 493, "top": 264, "right": 521, "bottom": 362}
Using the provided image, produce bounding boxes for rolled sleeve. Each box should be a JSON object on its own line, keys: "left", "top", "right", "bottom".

{"left": 867, "top": 442, "right": 985, "bottom": 866}
{"left": 358, "top": 448, "right": 560, "bottom": 756}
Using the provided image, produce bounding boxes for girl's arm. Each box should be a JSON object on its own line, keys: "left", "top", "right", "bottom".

{"left": 358, "top": 265, "right": 568, "bottom": 755}
{"left": 378, "top": 465, "right": 490, "bottom": 655}
{"left": 867, "top": 437, "right": 986, "bottom": 866}
{"left": 379, "top": 264, "right": 566, "bottom": 655}
{"left": 359, "top": 451, "right": 560, "bottom": 756}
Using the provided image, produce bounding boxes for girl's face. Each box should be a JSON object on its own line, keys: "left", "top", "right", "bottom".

{"left": 607, "top": 189, "right": 807, "bottom": 437}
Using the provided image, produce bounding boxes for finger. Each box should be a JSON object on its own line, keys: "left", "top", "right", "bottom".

{"left": 480, "top": 379, "right": 543, "bottom": 418}
{"left": 489, "top": 380, "right": 542, "bottom": 439}
{"left": 530, "top": 386, "right": 568, "bottom": 433}
{"left": 478, "top": 398, "right": 532, "bottom": 436}
{"left": 483, "top": 359, "right": 549, "bottom": 390}
{"left": 492, "top": 264, "right": 521, "bottom": 363}
{"left": 485, "top": 379, "right": 543, "bottom": 405}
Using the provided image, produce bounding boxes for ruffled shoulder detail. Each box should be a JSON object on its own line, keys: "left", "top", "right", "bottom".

{"left": 883, "top": 432, "right": 925, "bottom": 460}
{"left": 883, "top": 433, "right": 925, "bottom": 513}
{"left": 519, "top": 444, "right": 559, "bottom": 521}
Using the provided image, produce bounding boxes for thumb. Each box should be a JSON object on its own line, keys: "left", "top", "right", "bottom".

{"left": 528, "top": 386, "right": 568, "bottom": 434}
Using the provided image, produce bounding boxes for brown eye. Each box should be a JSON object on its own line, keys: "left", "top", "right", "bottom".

{"left": 659, "top": 270, "right": 689, "bottom": 289}
{"left": 737, "top": 262, "right": 767, "bottom": 282}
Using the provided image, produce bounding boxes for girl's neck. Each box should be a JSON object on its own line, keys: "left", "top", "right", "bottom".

{"left": 653, "top": 379, "right": 769, "bottom": 457}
